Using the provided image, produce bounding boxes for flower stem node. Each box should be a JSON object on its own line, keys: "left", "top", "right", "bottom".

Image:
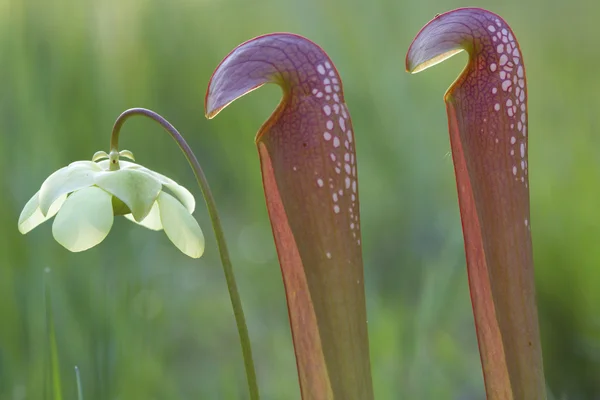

{"left": 18, "top": 151, "right": 205, "bottom": 258}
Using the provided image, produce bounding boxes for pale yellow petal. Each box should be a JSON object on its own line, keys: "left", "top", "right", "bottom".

{"left": 157, "top": 191, "right": 204, "bottom": 258}
{"left": 97, "top": 160, "right": 196, "bottom": 213}
{"left": 95, "top": 169, "right": 161, "bottom": 221}
{"left": 124, "top": 201, "right": 163, "bottom": 231}
{"left": 39, "top": 162, "right": 101, "bottom": 216}
{"left": 18, "top": 192, "right": 67, "bottom": 234}
{"left": 145, "top": 169, "right": 195, "bottom": 213}
{"left": 52, "top": 187, "right": 113, "bottom": 252}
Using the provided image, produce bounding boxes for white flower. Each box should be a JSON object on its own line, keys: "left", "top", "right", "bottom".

{"left": 18, "top": 151, "right": 205, "bottom": 258}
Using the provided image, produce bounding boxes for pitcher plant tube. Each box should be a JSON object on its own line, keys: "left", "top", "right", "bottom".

{"left": 406, "top": 8, "right": 546, "bottom": 399}
{"left": 205, "top": 33, "right": 374, "bottom": 400}
{"left": 18, "top": 108, "right": 259, "bottom": 399}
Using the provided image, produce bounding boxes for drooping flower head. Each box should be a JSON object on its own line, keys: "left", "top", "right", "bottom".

{"left": 18, "top": 149, "right": 204, "bottom": 258}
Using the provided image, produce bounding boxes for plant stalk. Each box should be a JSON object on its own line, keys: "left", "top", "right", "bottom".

{"left": 110, "top": 108, "right": 259, "bottom": 400}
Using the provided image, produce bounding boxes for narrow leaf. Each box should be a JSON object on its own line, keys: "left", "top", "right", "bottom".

{"left": 44, "top": 270, "right": 63, "bottom": 400}
{"left": 75, "top": 366, "right": 83, "bottom": 400}
{"left": 206, "top": 33, "right": 373, "bottom": 400}
{"left": 406, "top": 8, "right": 546, "bottom": 399}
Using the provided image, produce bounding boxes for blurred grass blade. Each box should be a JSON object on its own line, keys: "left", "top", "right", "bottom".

{"left": 206, "top": 33, "right": 374, "bottom": 399}
{"left": 75, "top": 366, "right": 83, "bottom": 400}
{"left": 406, "top": 8, "right": 546, "bottom": 399}
{"left": 44, "top": 268, "right": 63, "bottom": 400}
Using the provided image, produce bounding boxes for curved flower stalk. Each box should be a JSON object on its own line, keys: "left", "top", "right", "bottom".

{"left": 18, "top": 109, "right": 259, "bottom": 399}
{"left": 406, "top": 8, "right": 546, "bottom": 399}
{"left": 18, "top": 150, "right": 204, "bottom": 257}
{"left": 206, "top": 34, "right": 373, "bottom": 400}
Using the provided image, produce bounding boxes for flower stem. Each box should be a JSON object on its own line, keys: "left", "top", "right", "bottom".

{"left": 110, "top": 108, "right": 259, "bottom": 400}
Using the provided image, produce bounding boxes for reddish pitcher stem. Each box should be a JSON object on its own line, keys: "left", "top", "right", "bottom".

{"left": 407, "top": 8, "right": 546, "bottom": 399}
{"left": 206, "top": 34, "right": 374, "bottom": 400}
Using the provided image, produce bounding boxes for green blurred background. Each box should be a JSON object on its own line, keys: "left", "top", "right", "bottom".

{"left": 1, "top": 0, "right": 599, "bottom": 398}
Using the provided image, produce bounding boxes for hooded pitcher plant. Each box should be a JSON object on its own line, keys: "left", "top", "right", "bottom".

{"left": 18, "top": 108, "right": 259, "bottom": 399}
{"left": 205, "top": 33, "right": 374, "bottom": 399}
{"left": 406, "top": 8, "right": 546, "bottom": 399}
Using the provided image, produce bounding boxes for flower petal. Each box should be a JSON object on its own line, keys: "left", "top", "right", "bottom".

{"left": 52, "top": 186, "right": 114, "bottom": 252}
{"left": 95, "top": 169, "right": 161, "bottom": 221}
{"left": 18, "top": 192, "right": 67, "bottom": 234}
{"left": 97, "top": 160, "right": 196, "bottom": 213}
{"left": 146, "top": 170, "right": 196, "bottom": 213}
{"left": 157, "top": 191, "right": 204, "bottom": 258}
{"left": 124, "top": 201, "right": 163, "bottom": 231}
{"left": 161, "top": 181, "right": 195, "bottom": 213}
{"left": 39, "top": 161, "right": 101, "bottom": 216}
